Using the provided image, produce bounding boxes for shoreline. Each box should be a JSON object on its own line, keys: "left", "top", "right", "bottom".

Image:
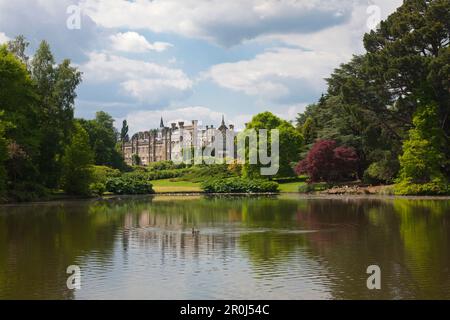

{"left": 2, "top": 192, "right": 450, "bottom": 206}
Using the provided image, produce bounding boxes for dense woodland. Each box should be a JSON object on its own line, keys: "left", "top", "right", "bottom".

{"left": 0, "top": 37, "right": 126, "bottom": 201}
{"left": 0, "top": 0, "right": 449, "bottom": 201}
{"left": 295, "top": 0, "right": 449, "bottom": 195}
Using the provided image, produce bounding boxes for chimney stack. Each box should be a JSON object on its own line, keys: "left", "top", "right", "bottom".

{"left": 178, "top": 121, "right": 184, "bottom": 128}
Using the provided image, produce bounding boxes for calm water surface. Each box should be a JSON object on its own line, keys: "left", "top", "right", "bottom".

{"left": 0, "top": 195, "right": 449, "bottom": 299}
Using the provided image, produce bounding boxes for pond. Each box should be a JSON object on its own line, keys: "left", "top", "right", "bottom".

{"left": 0, "top": 195, "right": 449, "bottom": 299}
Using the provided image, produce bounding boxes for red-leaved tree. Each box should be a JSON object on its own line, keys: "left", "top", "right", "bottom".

{"left": 295, "top": 140, "right": 359, "bottom": 182}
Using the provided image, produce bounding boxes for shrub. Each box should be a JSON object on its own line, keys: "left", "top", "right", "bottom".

{"left": 295, "top": 140, "right": 359, "bottom": 183}
{"left": 0, "top": 114, "right": 8, "bottom": 196}
{"left": 180, "top": 164, "right": 235, "bottom": 183}
{"left": 128, "top": 168, "right": 190, "bottom": 181}
{"left": 298, "top": 184, "right": 315, "bottom": 193}
{"left": 202, "top": 177, "right": 279, "bottom": 193}
{"left": 147, "top": 160, "right": 186, "bottom": 171}
{"left": 91, "top": 165, "right": 121, "bottom": 184}
{"left": 106, "top": 174, "right": 154, "bottom": 195}
{"left": 89, "top": 182, "right": 106, "bottom": 197}
{"left": 132, "top": 154, "right": 141, "bottom": 166}
{"left": 394, "top": 178, "right": 449, "bottom": 196}
{"left": 273, "top": 176, "right": 307, "bottom": 184}
{"left": 363, "top": 159, "right": 398, "bottom": 184}
{"left": 298, "top": 182, "right": 331, "bottom": 193}
{"left": 227, "top": 161, "right": 242, "bottom": 176}
{"left": 6, "top": 182, "right": 50, "bottom": 202}
{"left": 61, "top": 123, "right": 94, "bottom": 196}
{"left": 395, "top": 104, "right": 449, "bottom": 195}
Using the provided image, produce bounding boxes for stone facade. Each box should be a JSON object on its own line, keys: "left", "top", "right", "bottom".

{"left": 122, "top": 116, "right": 236, "bottom": 166}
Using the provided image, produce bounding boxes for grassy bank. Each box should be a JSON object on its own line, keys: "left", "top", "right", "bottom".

{"left": 150, "top": 178, "right": 305, "bottom": 194}
{"left": 278, "top": 181, "right": 307, "bottom": 193}
{"left": 151, "top": 179, "right": 202, "bottom": 193}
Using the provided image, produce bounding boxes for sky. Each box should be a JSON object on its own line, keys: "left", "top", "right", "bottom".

{"left": 0, "top": 0, "right": 403, "bottom": 134}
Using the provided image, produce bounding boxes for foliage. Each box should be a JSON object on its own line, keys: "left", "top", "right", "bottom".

{"left": 0, "top": 44, "right": 42, "bottom": 195}
{"left": 395, "top": 104, "right": 449, "bottom": 195}
{"left": 363, "top": 0, "right": 449, "bottom": 134}
{"left": 295, "top": 0, "right": 450, "bottom": 194}
{"left": 132, "top": 154, "right": 141, "bottom": 166}
{"left": 78, "top": 111, "right": 125, "bottom": 169}
{"left": 242, "top": 112, "right": 303, "bottom": 178}
{"left": 128, "top": 168, "right": 190, "bottom": 181}
{"left": 227, "top": 160, "right": 242, "bottom": 176}
{"left": 120, "top": 120, "right": 129, "bottom": 142}
{"left": 89, "top": 182, "right": 106, "bottom": 197}
{"left": 2, "top": 0, "right": 450, "bottom": 200}
{"left": 91, "top": 165, "right": 121, "bottom": 184}
{"left": 201, "top": 177, "right": 279, "bottom": 193}
{"left": 179, "top": 164, "right": 235, "bottom": 182}
{"left": 295, "top": 140, "right": 359, "bottom": 183}
{"left": 61, "top": 123, "right": 94, "bottom": 196}
{"left": 4, "top": 182, "right": 49, "bottom": 202}
{"left": 31, "top": 40, "right": 82, "bottom": 188}
{"left": 7, "top": 35, "right": 29, "bottom": 67}
{"left": 146, "top": 160, "right": 186, "bottom": 171}
{"left": 0, "top": 113, "right": 8, "bottom": 194}
{"left": 105, "top": 174, "right": 154, "bottom": 195}
{"left": 300, "top": 116, "right": 316, "bottom": 146}
{"left": 395, "top": 179, "right": 449, "bottom": 196}
{"left": 272, "top": 176, "right": 307, "bottom": 184}
{"left": 363, "top": 160, "right": 398, "bottom": 184}
{"left": 298, "top": 183, "right": 331, "bottom": 194}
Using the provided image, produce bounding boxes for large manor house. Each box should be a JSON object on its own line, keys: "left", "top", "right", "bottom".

{"left": 122, "top": 116, "right": 237, "bottom": 166}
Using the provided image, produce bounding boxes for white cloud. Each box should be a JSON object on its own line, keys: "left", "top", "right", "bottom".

{"left": 206, "top": 48, "right": 345, "bottom": 103}
{"left": 0, "top": 0, "right": 101, "bottom": 61}
{"left": 110, "top": 32, "right": 172, "bottom": 53}
{"left": 258, "top": 0, "right": 403, "bottom": 57}
{"left": 204, "top": 0, "right": 403, "bottom": 104}
{"left": 0, "top": 31, "right": 9, "bottom": 44}
{"left": 82, "top": 0, "right": 355, "bottom": 46}
{"left": 81, "top": 52, "right": 192, "bottom": 104}
{"left": 274, "top": 104, "right": 307, "bottom": 123}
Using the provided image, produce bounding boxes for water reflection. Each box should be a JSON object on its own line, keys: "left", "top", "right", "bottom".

{"left": 0, "top": 196, "right": 449, "bottom": 299}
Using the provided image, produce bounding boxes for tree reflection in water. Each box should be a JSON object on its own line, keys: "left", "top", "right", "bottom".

{"left": 0, "top": 196, "right": 449, "bottom": 299}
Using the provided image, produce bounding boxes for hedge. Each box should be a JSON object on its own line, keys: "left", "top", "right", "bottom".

{"left": 201, "top": 177, "right": 279, "bottom": 193}
{"left": 106, "top": 174, "right": 154, "bottom": 195}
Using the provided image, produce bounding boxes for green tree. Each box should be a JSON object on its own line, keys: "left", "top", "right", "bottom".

{"left": 0, "top": 45, "right": 41, "bottom": 189}
{"left": 395, "top": 104, "right": 449, "bottom": 195}
{"left": 132, "top": 154, "right": 141, "bottom": 166}
{"left": 120, "top": 120, "right": 129, "bottom": 142}
{"left": 242, "top": 112, "right": 303, "bottom": 178}
{"left": 31, "top": 41, "right": 82, "bottom": 187}
{"left": 78, "top": 111, "right": 125, "bottom": 169}
{"left": 363, "top": 0, "right": 450, "bottom": 173}
{"left": 7, "top": 35, "right": 30, "bottom": 68}
{"left": 0, "top": 113, "right": 8, "bottom": 195}
{"left": 61, "top": 123, "right": 94, "bottom": 195}
{"left": 296, "top": 1, "right": 450, "bottom": 185}
{"left": 300, "top": 116, "right": 316, "bottom": 146}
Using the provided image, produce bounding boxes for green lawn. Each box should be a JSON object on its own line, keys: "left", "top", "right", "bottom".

{"left": 278, "top": 181, "right": 306, "bottom": 193}
{"left": 151, "top": 179, "right": 305, "bottom": 194}
{"left": 151, "top": 179, "right": 202, "bottom": 193}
